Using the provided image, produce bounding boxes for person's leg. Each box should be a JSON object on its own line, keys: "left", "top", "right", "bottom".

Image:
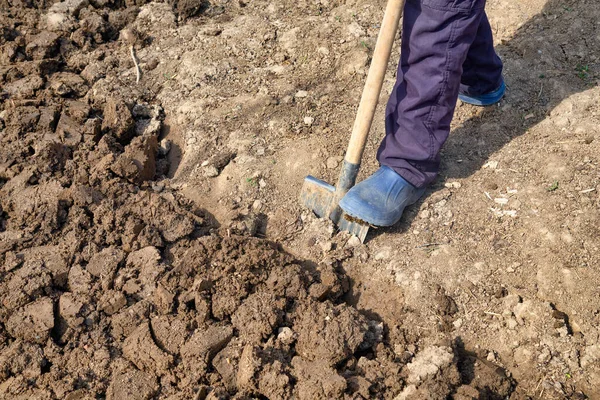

{"left": 458, "top": 11, "right": 504, "bottom": 105}
{"left": 459, "top": 12, "right": 503, "bottom": 97}
{"left": 340, "top": 0, "right": 488, "bottom": 226}
{"left": 378, "top": 0, "right": 488, "bottom": 188}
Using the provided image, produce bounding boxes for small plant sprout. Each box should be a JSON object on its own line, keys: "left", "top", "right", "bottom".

{"left": 547, "top": 181, "right": 559, "bottom": 192}
{"left": 121, "top": 28, "right": 142, "bottom": 84}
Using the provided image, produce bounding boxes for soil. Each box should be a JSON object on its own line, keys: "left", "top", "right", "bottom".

{"left": 0, "top": 0, "right": 599, "bottom": 398}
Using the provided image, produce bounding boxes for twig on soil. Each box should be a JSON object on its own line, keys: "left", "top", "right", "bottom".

{"left": 130, "top": 45, "right": 141, "bottom": 84}
{"left": 484, "top": 311, "right": 501, "bottom": 317}
{"left": 416, "top": 242, "right": 442, "bottom": 248}
{"left": 534, "top": 378, "right": 544, "bottom": 392}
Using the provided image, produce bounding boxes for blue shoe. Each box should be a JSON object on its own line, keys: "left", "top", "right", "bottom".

{"left": 458, "top": 81, "right": 505, "bottom": 106}
{"left": 339, "top": 166, "right": 426, "bottom": 227}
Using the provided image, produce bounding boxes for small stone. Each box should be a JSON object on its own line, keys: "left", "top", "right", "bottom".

{"left": 252, "top": 200, "right": 262, "bottom": 210}
{"left": 152, "top": 183, "right": 165, "bottom": 192}
{"left": 49, "top": 0, "right": 89, "bottom": 17}
{"left": 374, "top": 248, "right": 391, "bottom": 260}
{"left": 419, "top": 209, "right": 431, "bottom": 219}
{"left": 483, "top": 160, "right": 499, "bottom": 169}
{"left": 277, "top": 327, "right": 295, "bottom": 344}
{"left": 44, "top": 12, "right": 76, "bottom": 32}
{"left": 295, "top": 90, "right": 308, "bottom": 98}
{"left": 159, "top": 139, "right": 171, "bottom": 156}
{"left": 444, "top": 181, "right": 462, "bottom": 189}
{"left": 255, "top": 147, "right": 265, "bottom": 156}
{"left": 507, "top": 318, "right": 518, "bottom": 330}
{"left": 203, "top": 166, "right": 219, "bottom": 178}
{"left": 453, "top": 318, "right": 463, "bottom": 329}
{"left": 503, "top": 294, "right": 521, "bottom": 309}
{"left": 259, "top": 179, "right": 267, "bottom": 188}
{"left": 200, "top": 26, "right": 222, "bottom": 36}
{"left": 494, "top": 197, "right": 509, "bottom": 205}
{"left": 326, "top": 157, "right": 339, "bottom": 169}
{"left": 347, "top": 21, "right": 366, "bottom": 37}
{"left": 319, "top": 241, "right": 333, "bottom": 252}
{"left": 303, "top": 116, "right": 314, "bottom": 126}
{"left": 486, "top": 352, "right": 497, "bottom": 362}
{"left": 346, "top": 236, "right": 361, "bottom": 248}
{"left": 317, "top": 47, "right": 330, "bottom": 56}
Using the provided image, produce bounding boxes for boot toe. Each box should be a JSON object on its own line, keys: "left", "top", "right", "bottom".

{"left": 339, "top": 166, "right": 424, "bottom": 227}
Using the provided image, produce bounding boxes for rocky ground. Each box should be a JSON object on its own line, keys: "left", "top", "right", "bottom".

{"left": 1, "top": 0, "right": 599, "bottom": 398}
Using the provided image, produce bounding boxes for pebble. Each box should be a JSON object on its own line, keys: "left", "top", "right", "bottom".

{"left": 317, "top": 47, "right": 330, "bottom": 56}
{"left": 486, "top": 352, "right": 497, "bottom": 362}
{"left": 326, "top": 157, "right": 339, "bottom": 169}
{"left": 252, "top": 200, "right": 262, "bottom": 210}
{"left": 203, "top": 166, "right": 219, "bottom": 178}
{"left": 320, "top": 241, "right": 333, "bottom": 252}
{"left": 277, "top": 327, "right": 295, "bottom": 344}
{"left": 483, "top": 160, "right": 498, "bottom": 169}
{"left": 419, "top": 209, "right": 431, "bottom": 219}
{"left": 295, "top": 90, "right": 308, "bottom": 98}
{"left": 507, "top": 318, "right": 518, "bottom": 330}
{"left": 159, "top": 139, "right": 172, "bottom": 156}
{"left": 453, "top": 318, "right": 463, "bottom": 329}
{"left": 434, "top": 199, "right": 447, "bottom": 208}
{"left": 259, "top": 179, "right": 267, "bottom": 188}
{"left": 303, "top": 116, "right": 314, "bottom": 126}
{"left": 374, "top": 248, "right": 391, "bottom": 261}
{"left": 152, "top": 183, "right": 165, "bottom": 192}
{"left": 347, "top": 21, "right": 366, "bottom": 37}
{"left": 444, "top": 181, "right": 462, "bottom": 189}
{"left": 503, "top": 294, "right": 521, "bottom": 309}
{"left": 346, "top": 236, "right": 361, "bottom": 248}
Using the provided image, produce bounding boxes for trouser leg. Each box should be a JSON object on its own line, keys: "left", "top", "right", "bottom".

{"left": 377, "top": 0, "right": 489, "bottom": 188}
{"left": 459, "top": 11, "right": 504, "bottom": 96}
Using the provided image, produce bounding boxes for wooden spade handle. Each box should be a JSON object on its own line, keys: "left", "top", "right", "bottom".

{"left": 344, "top": 0, "right": 405, "bottom": 165}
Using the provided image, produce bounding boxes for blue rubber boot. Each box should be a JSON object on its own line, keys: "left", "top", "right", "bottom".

{"left": 339, "top": 166, "right": 426, "bottom": 227}
{"left": 458, "top": 81, "right": 505, "bottom": 106}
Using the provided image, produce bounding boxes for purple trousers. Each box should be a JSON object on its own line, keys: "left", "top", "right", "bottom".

{"left": 377, "top": 0, "right": 503, "bottom": 188}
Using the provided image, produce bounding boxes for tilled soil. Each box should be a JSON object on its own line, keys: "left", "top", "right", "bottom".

{"left": 0, "top": 0, "right": 598, "bottom": 399}
{"left": 1, "top": 1, "right": 515, "bottom": 398}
